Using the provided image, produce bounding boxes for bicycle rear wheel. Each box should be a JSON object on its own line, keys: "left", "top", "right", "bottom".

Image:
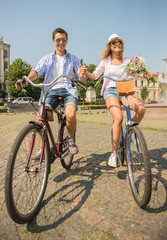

{"left": 125, "top": 126, "right": 152, "bottom": 208}
{"left": 60, "top": 120, "right": 74, "bottom": 169}
{"left": 5, "top": 124, "right": 50, "bottom": 223}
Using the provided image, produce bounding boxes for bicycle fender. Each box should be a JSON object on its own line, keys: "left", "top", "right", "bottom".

{"left": 127, "top": 121, "right": 139, "bottom": 127}
{"left": 29, "top": 121, "right": 43, "bottom": 127}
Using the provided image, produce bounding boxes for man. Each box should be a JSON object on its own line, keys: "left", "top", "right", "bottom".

{"left": 16, "top": 28, "right": 85, "bottom": 155}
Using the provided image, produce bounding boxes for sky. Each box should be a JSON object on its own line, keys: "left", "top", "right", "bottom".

{"left": 0, "top": 0, "right": 167, "bottom": 74}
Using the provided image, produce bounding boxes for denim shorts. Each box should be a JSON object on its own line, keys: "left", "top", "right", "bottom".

{"left": 45, "top": 88, "right": 78, "bottom": 109}
{"left": 103, "top": 87, "right": 123, "bottom": 100}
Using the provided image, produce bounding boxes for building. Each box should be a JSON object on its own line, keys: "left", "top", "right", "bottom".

{"left": 163, "top": 58, "right": 167, "bottom": 75}
{"left": 135, "top": 76, "right": 159, "bottom": 103}
{"left": 86, "top": 86, "right": 96, "bottom": 102}
{"left": 0, "top": 36, "right": 10, "bottom": 94}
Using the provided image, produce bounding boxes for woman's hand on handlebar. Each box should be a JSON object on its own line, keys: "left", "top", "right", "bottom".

{"left": 140, "top": 70, "right": 152, "bottom": 80}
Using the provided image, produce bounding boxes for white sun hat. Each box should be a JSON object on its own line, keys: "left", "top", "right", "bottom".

{"left": 107, "top": 33, "right": 124, "bottom": 45}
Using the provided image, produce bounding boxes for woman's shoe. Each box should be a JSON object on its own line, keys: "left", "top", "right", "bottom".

{"left": 108, "top": 153, "right": 117, "bottom": 167}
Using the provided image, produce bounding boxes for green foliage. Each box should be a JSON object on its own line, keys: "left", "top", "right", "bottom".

{"left": 0, "top": 79, "right": 7, "bottom": 99}
{"left": 6, "top": 58, "right": 31, "bottom": 98}
{"left": 78, "top": 101, "right": 105, "bottom": 105}
{"left": 85, "top": 64, "right": 96, "bottom": 88}
{"left": 159, "top": 86, "right": 167, "bottom": 97}
{"left": 77, "top": 61, "right": 104, "bottom": 101}
{"left": 77, "top": 84, "right": 86, "bottom": 100}
{"left": 78, "top": 62, "right": 97, "bottom": 101}
{"left": 6, "top": 58, "right": 42, "bottom": 100}
{"left": 141, "top": 86, "right": 149, "bottom": 102}
{"left": 85, "top": 64, "right": 103, "bottom": 98}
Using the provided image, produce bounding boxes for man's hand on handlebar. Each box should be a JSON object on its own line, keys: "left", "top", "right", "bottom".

{"left": 15, "top": 79, "right": 28, "bottom": 90}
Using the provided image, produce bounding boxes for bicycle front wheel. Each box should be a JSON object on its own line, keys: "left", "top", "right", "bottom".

{"left": 60, "top": 123, "right": 74, "bottom": 169}
{"left": 125, "top": 126, "right": 152, "bottom": 208}
{"left": 5, "top": 124, "right": 50, "bottom": 223}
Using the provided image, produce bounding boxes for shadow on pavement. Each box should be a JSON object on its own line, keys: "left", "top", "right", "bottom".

{"left": 26, "top": 149, "right": 167, "bottom": 233}
{"left": 146, "top": 148, "right": 167, "bottom": 213}
{"left": 27, "top": 152, "right": 115, "bottom": 233}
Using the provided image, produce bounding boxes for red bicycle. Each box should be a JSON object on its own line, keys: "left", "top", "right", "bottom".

{"left": 5, "top": 75, "right": 86, "bottom": 223}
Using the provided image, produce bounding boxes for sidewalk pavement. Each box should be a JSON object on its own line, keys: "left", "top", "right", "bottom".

{"left": 0, "top": 111, "right": 167, "bottom": 240}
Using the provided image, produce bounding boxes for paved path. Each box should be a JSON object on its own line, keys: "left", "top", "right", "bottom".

{"left": 0, "top": 110, "right": 167, "bottom": 240}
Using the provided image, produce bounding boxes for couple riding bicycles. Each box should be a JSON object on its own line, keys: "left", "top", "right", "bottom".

{"left": 6, "top": 28, "right": 153, "bottom": 224}
{"left": 16, "top": 28, "right": 152, "bottom": 167}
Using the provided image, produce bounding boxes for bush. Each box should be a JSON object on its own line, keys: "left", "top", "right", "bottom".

{"left": 0, "top": 102, "right": 4, "bottom": 106}
{"left": 0, "top": 108, "right": 8, "bottom": 112}
{"left": 78, "top": 101, "right": 105, "bottom": 105}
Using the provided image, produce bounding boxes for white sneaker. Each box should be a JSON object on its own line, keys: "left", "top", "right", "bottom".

{"left": 108, "top": 153, "right": 117, "bottom": 167}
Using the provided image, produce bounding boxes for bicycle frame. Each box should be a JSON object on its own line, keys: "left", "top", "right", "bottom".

{"left": 25, "top": 95, "right": 66, "bottom": 172}
{"left": 39, "top": 98, "right": 66, "bottom": 161}
{"left": 121, "top": 95, "right": 141, "bottom": 167}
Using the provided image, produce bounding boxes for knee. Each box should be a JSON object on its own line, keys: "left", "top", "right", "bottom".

{"left": 113, "top": 115, "right": 123, "bottom": 126}
{"left": 65, "top": 107, "right": 76, "bottom": 121}
{"left": 137, "top": 104, "right": 145, "bottom": 116}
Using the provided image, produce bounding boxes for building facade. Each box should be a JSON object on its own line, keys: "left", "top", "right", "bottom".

{"left": 135, "top": 76, "right": 159, "bottom": 103}
{"left": 86, "top": 75, "right": 167, "bottom": 104}
{"left": 0, "top": 36, "right": 10, "bottom": 93}
{"left": 86, "top": 86, "right": 96, "bottom": 102}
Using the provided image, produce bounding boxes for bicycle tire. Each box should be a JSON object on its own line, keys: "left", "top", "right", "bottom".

{"left": 60, "top": 120, "right": 74, "bottom": 169}
{"left": 5, "top": 124, "right": 50, "bottom": 223}
{"left": 125, "top": 126, "right": 152, "bottom": 208}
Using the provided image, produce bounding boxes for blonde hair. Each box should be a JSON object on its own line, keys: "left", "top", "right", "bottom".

{"left": 101, "top": 42, "right": 124, "bottom": 60}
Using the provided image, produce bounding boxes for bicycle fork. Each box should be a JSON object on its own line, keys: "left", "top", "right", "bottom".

{"left": 25, "top": 127, "right": 47, "bottom": 173}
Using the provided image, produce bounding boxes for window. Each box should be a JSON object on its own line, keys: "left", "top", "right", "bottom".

{"left": 4, "top": 50, "right": 7, "bottom": 58}
{"left": 4, "top": 62, "right": 8, "bottom": 70}
{"left": 141, "top": 80, "right": 143, "bottom": 86}
{"left": 154, "top": 91, "right": 156, "bottom": 99}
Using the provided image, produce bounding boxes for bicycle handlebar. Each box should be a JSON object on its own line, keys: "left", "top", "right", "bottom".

{"left": 20, "top": 75, "right": 86, "bottom": 89}
{"left": 94, "top": 71, "right": 145, "bottom": 88}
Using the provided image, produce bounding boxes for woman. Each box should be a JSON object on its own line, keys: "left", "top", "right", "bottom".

{"left": 79, "top": 33, "right": 152, "bottom": 167}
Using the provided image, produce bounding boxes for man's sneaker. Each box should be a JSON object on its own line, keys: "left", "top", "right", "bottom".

{"left": 108, "top": 153, "right": 117, "bottom": 167}
{"left": 68, "top": 138, "right": 79, "bottom": 155}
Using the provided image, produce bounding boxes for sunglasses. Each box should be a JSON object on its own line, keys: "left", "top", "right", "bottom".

{"left": 112, "top": 40, "right": 122, "bottom": 45}
{"left": 55, "top": 38, "right": 67, "bottom": 43}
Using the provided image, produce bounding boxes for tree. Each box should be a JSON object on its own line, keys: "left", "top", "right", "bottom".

{"left": 77, "top": 84, "right": 86, "bottom": 103}
{"left": 0, "top": 79, "right": 7, "bottom": 100}
{"left": 77, "top": 62, "right": 104, "bottom": 103}
{"left": 140, "top": 86, "right": 149, "bottom": 102}
{"left": 6, "top": 58, "right": 42, "bottom": 100}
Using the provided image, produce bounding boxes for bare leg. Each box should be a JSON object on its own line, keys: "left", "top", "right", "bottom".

{"left": 65, "top": 105, "right": 77, "bottom": 138}
{"left": 106, "top": 97, "right": 123, "bottom": 154}
{"left": 121, "top": 95, "right": 145, "bottom": 123}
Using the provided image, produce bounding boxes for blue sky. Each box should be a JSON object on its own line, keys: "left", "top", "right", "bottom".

{"left": 0, "top": 0, "right": 167, "bottom": 74}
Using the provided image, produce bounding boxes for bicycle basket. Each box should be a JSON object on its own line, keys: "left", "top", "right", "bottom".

{"left": 116, "top": 80, "right": 135, "bottom": 96}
